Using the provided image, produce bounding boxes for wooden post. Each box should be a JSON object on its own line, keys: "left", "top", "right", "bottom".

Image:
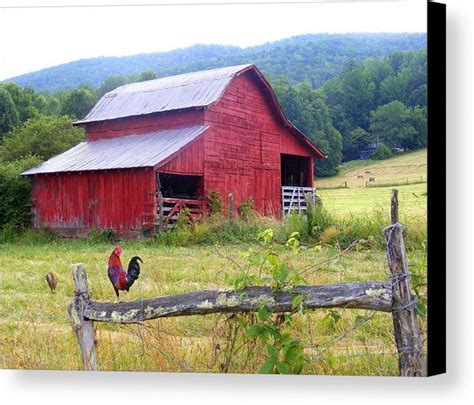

{"left": 157, "top": 190, "right": 164, "bottom": 234}
{"left": 385, "top": 189, "right": 425, "bottom": 376}
{"left": 67, "top": 264, "right": 98, "bottom": 371}
{"left": 228, "top": 193, "right": 233, "bottom": 225}
{"left": 390, "top": 188, "right": 399, "bottom": 224}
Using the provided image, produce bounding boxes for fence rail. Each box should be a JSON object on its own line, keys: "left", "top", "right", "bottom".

{"left": 68, "top": 189, "right": 425, "bottom": 376}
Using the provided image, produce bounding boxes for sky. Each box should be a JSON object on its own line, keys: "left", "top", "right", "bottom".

{"left": 0, "top": 0, "right": 427, "bottom": 81}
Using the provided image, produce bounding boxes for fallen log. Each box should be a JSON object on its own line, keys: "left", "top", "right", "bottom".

{"left": 84, "top": 281, "right": 392, "bottom": 324}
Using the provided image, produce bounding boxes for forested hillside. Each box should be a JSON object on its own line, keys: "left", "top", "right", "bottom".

{"left": 4, "top": 33, "right": 426, "bottom": 92}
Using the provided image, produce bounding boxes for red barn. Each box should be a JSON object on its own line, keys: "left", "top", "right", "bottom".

{"left": 22, "top": 64, "right": 325, "bottom": 237}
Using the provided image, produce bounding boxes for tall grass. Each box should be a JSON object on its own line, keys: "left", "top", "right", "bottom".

{"left": 0, "top": 205, "right": 426, "bottom": 252}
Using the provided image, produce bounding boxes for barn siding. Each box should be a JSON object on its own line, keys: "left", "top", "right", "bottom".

{"left": 203, "top": 72, "right": 315, "bottom": 216}
{"left": 156, "top": 135, "right": 205, "bottom": 175}
{"left": 84, "top": 110, "right": 205, "bottom": 141}
{"left": 31, "top": 168, "right": 155, "bottom": 237}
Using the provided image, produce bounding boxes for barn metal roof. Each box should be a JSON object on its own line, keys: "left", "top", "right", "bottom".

{"left": 21, "top": 125, "right": 208, "bottom": 175}
{"left": 75, "top": 64, "right": 254, "bottom": 124}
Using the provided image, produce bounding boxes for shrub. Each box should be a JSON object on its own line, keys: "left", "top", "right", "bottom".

{"left": 370, "top": 144, "right": 393, "bottom": 160}
{"left": 0, "top": 156, "right": 42, "bottom": 228}
{"left": 239, "top": 197, "right": 254, "bottom": 221}
{"left": 88, "top": 228, "right": 115, "bottom": 244}
{"left": 0, "top": 115, "right": 85, "bottom": 162}
{"left": 207, "top": 191, "right": 223, "bottom": 216}
{"left": 320, "top": 226, "right": 340, "bottom": 245}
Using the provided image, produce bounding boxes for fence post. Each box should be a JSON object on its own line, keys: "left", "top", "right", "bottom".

{"left": 68, "top": 264, "right": 98, "bottom": 371}
{"left": 157, "top": 190, "right": 164, "bottom": 234}
{"left": 228, "top": 193, "right": 233, "bottom": 225}
{"left": 385, "top": 189, "right": 425, "bottom": 376}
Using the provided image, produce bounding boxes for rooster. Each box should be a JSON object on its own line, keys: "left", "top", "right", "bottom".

{"left": 107, "top": 245, "right": 143, "bottom": 299}
{"left": 46, "top": 272, "right": 58, "bottom": 292}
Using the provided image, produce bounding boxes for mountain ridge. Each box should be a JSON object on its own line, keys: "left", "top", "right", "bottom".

{"left": 4, "top": 32, "right": 426, "bottom": 91}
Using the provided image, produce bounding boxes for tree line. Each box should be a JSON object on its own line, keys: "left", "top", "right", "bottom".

{"left": 273, "top": 49, "right": 426, "bottom": 175}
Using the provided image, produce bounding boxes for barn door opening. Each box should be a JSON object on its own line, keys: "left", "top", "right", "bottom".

{"left": 281, "top": 154, "right": 311, "bottom": 187}
{"left": 156, "top": 172, "right": 205, "bottom": 224}
{"left": 280, "top": 154, "right": 315, "bottom": 216}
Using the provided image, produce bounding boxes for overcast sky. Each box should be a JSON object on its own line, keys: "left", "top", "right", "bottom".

{"left": 0, "top": 0, "right": 427, "bottom": 81}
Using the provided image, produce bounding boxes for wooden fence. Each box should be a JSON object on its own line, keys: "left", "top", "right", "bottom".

{"left": 68, "top": 189, "right": 425, "bottom": 376}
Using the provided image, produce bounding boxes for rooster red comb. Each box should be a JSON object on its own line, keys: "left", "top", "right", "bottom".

{"left": 114, "top": 245, "right": 122, "bottom": 256}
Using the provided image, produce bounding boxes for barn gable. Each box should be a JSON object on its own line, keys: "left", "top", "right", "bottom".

{"left": 74, "top": 64, "right": 325, "bottom": 159}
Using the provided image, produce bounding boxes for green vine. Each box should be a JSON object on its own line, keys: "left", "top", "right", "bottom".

{"left": 225, "top": 228, "right": 308, "bottom": 374}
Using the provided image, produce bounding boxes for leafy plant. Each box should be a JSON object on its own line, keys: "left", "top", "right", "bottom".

{"left": 226, "top": 229, "right": 308, "bottom": 374}
{"left": 247, "top": 305, "right": 306, "bottom": 374}
{"left": 238, "top": 197, "right": 254, "bottom": 221}
{"left": 207, "top": 191, "right": 223, "bottom": 216}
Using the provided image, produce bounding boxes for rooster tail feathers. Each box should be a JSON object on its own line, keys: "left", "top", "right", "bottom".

{"left": 126, "top": 256, "right": 143, "bottom": 288}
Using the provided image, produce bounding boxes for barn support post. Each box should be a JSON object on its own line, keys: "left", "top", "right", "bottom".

{"left": 385, "top": 189, "right": 425, "bottom": 376}
{"left": 157, "top": 190, "right": 164, "bottom": 234}
{"left": 156, "top": 173, "right": 164, "bottom": 234}
{"left": 67, "top": 264, "right": 98, "bottom": 371}
{"left": 228, "top": 193, "right": 234, "bottom": 224}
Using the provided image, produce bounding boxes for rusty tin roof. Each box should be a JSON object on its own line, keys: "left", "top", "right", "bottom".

{"left": 75, "top": 64, "right": 254, "bottom": 124}
{"left": 21, "top": 125, "right": 208, "bottom": 175}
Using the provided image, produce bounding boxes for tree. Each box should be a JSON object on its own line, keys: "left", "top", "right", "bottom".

{"left": 369, "top": 101, "right": 417, "bottom": 149}
{"left": 406, "top": 84, "right": 427, "bottom": 107}
{"left": 344, "top": 127, "right": 372, "bottom": 161}
{"left": 0, "top": 115, "right": 85, "bottom": 162}
{"left": 338, "top": 61, "right": 375, "bottom": 129}
{"left": 408, "top": 106, "right": 427, "bottom": 148}
{"left": 137, "top": 70, "right": 157, "bottom": 82}
{"left": 97, "top": 75, "right": 129, "bottom": 98}
{"left": 0, "top": 156, "right": 42, "bottom": 228}
{"left": 379, "top": 75, "right": 407, "bottom": 105}
{"left": 0, "top": 88, "right": 19, "bottom": 138}
{"left": 370, "top": 144, "right": 392, "bottom": 160}
{"left": 60, "top": 86, "right": 97, "bottom": 120}
{"left": 0, "top": 83, "right": 41, "bottom": 124}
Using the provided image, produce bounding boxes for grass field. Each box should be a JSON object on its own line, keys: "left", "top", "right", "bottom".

{"left": 0, "top": 236, "right": 426, "bottom": 375}
{"left": 317, "top": 149, "right": 427, "bottom": 189}
{"left": 317, "top": 150, "right": 427, "bottom": 220}
{"left": 319, "top": 183, "right": 426, "bottom": 218}
{"left": 0, "top": 151, "right": 427, "bottom": 375}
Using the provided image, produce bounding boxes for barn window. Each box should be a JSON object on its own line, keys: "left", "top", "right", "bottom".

{"left": 158, "top": 173, "right": 204, "bottom": 199}
{"left": 280, "top": 154, "right": 311, "bottom": 187}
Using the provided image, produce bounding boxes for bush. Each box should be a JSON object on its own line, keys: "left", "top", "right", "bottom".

{"left": 0, "top": 156, "right": 42, "bottom": 228}
{"left": 370, "top": 144, "right": 393, "bottom": 160}
{"left": 207, "top": 191, "right": 223, "bottom": 216}
{"left": 238, "top": 197, "right": 254, "bottom": 221}
{"left": 0, "top": 115, "right": 85, "bottom": 162}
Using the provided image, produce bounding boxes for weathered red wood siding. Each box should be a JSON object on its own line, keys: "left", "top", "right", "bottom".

{"left": 31, "top": 168, "right": 155, "bottom": 237}
{"left": 84, "top": 110, "right": 204, "bottom": 141}
{"left": 156, "top": 135, "right": 205, "bottom": 175}
{"left": 203, "top": 71, "right": 315, "bottom": 216}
